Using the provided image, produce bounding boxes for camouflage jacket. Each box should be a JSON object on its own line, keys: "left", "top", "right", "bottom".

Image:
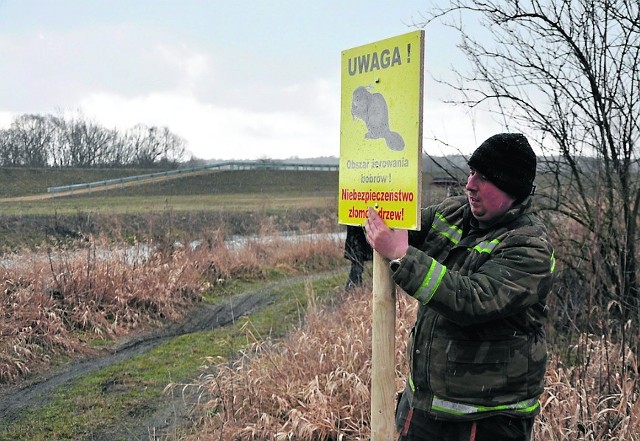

{"left": 392, "top": 195, "right": 555, "bottom": 421}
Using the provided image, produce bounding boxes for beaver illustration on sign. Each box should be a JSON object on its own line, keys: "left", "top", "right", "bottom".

{"left": 351, "top": 86, "right": 405, "bottom": 151}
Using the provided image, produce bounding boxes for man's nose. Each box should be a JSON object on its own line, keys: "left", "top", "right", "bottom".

{"left": 466, "top": 175, "right": 477, "bottom": 191}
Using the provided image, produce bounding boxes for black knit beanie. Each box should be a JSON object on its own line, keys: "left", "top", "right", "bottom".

{"left": 467, "top": 133, "right": 536, "bottom": 200}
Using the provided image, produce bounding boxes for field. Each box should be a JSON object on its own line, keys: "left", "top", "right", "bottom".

{"left": 0, "top": 168, "right": 344, "bottom": 253}
{"left": 0, "top": 167, "right": 449, "bottom": 251}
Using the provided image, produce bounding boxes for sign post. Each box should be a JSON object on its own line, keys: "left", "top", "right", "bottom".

{"left": 339, "top": 30, "right": 424, "bottom": 439}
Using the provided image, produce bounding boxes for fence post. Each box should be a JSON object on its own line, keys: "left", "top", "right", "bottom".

{"left": 370, "top": 250, "right": 396, "bottom": 440}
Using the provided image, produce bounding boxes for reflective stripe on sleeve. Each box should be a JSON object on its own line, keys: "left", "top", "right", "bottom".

{"left": 472, "top": 239, "right": 500, "bottom": 254}
{"left": 432, "top": 396, "right": 540, "bottom": 417}
{"left": 433, "top": 212, "right": 462, "bottom": 245}
{"left": 414, "top": 259, "right": 446, "bottom": 304}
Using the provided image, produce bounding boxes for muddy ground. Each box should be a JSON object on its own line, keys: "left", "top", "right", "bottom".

{"left": 0, "top": 273, "right": 332, "bottom": 440}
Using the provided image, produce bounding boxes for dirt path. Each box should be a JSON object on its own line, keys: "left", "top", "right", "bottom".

{"left": 0, "top": 272, "right": 338, "bottom": 439}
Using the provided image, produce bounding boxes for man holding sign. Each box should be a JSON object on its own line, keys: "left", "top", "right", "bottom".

{"left": 365, "top": 133, "right": 555, "bottom": 441}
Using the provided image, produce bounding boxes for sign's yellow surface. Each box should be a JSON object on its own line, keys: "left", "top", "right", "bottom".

{"left": 339, "top": 30, "right": 424, "bottom": 230}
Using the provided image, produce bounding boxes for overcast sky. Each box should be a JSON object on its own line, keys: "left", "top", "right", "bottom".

{"left": 0, "top": 1, "right": 502, "bottom": 160}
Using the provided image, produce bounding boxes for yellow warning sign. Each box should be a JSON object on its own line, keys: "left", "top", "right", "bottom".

{"left": 338, "top": 30, "right": 424, "bottom": 230}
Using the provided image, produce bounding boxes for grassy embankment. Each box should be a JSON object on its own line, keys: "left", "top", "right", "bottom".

{"left": 0, "top": 167, "right": 341, "bottom": 251}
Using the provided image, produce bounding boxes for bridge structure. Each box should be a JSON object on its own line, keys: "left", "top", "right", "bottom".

{"left": 46, "top": 160, "right": 338, "bottom": 195}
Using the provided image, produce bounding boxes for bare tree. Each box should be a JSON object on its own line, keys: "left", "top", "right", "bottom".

{"left": 57, "top": 115, "right": 92, "bottom": 167}
{"left": 0, "top": 112, "right": 187, "bottom": 168}
{"left": 102, "top": 129, "right": 133, "bottom": 167}
{"left": 126, "top": 124, "right": 160, "bottom": 167}
{"left": 417, "top": 1, "right": 640, "bottom": 335}
{"left": 156, "top": 126, "right": 186, "bottom": 165}
{"left": 56, "top": 114, "right": 117, "bottom": 167}
{"left": 48, "top": 114, "right": 69, "bottom": 167}
{"left": 0, "top": 114, "right": 55, "bottom": 166}
{"left": 125, "top": 124, "right": 185, "bottom": 167}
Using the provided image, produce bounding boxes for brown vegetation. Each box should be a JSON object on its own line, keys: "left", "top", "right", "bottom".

{"left": 0, "top": 240, "right": 205, "bottom": 384}
{"left": 1, "top": 202, "right": 639, "bottom": 439}
{"left": 179, "top": 285, "right": 415, "bottom": 440}
{"left": 166, "top": 207, "right": 640, "bottom": 440}
{"left": 0, "top": 225, "right": 343, "bottom": 386}
{"left": 539, "top": 334, "right": 639, "bottom": 440}
{"left": 176, "top": 286, "right": 640, "bottom": 440}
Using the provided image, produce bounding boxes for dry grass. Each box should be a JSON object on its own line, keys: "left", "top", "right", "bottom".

{"left": 0, "top": 240, "right": 204, "bottom": 383}
{"left": 3, "top": 206, "right": 639, "bottom": 439}
{"left": 0, "top": 229, "right": 344, "bottom": 386}
{"left": 183, "top": 285, "right": 417, "bottom": 440}
{"left": 181, "top": 286, "right": 640, "bottom": 441}
{"left": 539, "top": 335, "right": 640, "bottom": 440}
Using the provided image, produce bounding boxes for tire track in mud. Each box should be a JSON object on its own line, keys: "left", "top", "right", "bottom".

{"left": 0, "top": 271, "right": 341, "bottom": 434}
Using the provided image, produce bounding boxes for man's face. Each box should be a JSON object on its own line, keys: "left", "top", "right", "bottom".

{"left": 466, "top": 169, "right": 516, "bottom": 227}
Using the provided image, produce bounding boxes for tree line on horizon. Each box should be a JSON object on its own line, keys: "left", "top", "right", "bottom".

{"left": 0, "top": 113, "right": 188, "bottom": 168}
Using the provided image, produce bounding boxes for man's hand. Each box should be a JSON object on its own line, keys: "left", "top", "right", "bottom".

{"left": 364, "top": 206, "right": 409, "bottom": 260}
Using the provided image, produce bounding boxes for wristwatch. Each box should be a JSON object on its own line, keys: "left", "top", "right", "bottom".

{"left": 389, "top": 253, "right": 406, "bottom": 272}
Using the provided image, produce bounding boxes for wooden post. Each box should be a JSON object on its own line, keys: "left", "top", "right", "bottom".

{"left": 371, "top": 250, "right": 396, "bottom": 440}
